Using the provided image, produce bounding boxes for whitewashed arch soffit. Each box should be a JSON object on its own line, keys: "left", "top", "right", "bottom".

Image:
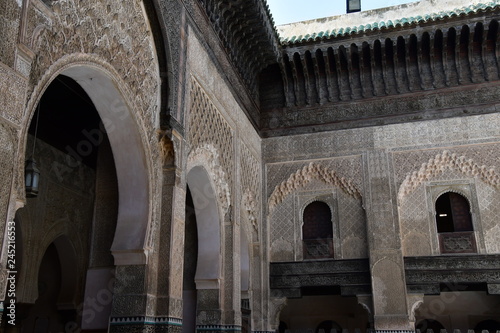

{"left": 186, "top": 164, "right": 223, "bottom": 289}
{"left": 187, "top": 144, "right": 231, "bottom": 216}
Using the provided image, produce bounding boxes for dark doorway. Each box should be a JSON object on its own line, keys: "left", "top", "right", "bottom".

{"left": 475, "top": 319, "right": 500, "bottom": 333}
{"left": 182, "top": 187, "right": 198, "bottom": 333}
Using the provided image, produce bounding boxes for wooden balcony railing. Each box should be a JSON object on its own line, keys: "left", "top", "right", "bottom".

{"left": 439, "top": 231, "right": 477, "bottom": 254}
{"left": 303, "top": 238, "right": 334, "bottom": 259}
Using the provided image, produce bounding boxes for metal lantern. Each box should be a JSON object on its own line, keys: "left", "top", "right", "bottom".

{"left": 25, "top": 158, "right": 40, "bottom": 197}
{"left": 347, "top": 0, "right": 361, "bottom": 13}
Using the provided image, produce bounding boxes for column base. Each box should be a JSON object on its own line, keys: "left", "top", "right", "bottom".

{"left": 374, "top": 314, "right": 413, "bottom": 330}
{"left": 196, "top": 325, "right": 242, "bottom": 333}
{"left": 109, "top": 316, "right": 182, "bottom": 333}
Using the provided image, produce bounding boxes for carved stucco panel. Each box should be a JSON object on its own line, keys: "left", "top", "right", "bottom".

{"left": 187, "top": 144, "right": 231, "bottom": 215}
{"left": 240, "top": 143, "right": 261, "bottom": 242}
{"left": 0, "top": 64, "right": 27, "bottom": 125}
{"left": 268, "top": 162, "right": 361, "bottom": 211}
{"left": 0, "top": 122, "right": 16, "bottom": 300}
{"left": 268, "top": 159, "right": 366, "bottom": 262}
{"left": 396, "top": 147, "right": 500, "bottom": 256}
{"left": 27, "top": 0, "right": 160, "bottom": 125}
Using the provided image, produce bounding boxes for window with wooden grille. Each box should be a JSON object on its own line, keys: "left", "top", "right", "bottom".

{"left": 302, "top": 201, "right": 334, "bottom": 259}
{"left": 435, "top": 192, "right": 476, "bottom": 254}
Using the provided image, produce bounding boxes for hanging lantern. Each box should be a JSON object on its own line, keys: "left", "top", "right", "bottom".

{"left": 25, "top": 158, "right": 40, "bottom": 197}
{"left": 347, "top": 0, "right": 361, "bottom": 13}
{"left": 26, "top": 101, "right": 41, "bottom": 198}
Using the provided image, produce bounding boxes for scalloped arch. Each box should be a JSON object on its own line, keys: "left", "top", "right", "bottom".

{"left": 268, "top": 162, "right": 361, "bottom": 211}
{"left": 398, "top": 150, "right": 500, "bottom": 200}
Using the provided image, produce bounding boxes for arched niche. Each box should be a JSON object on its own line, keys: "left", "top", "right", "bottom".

{"left": 186, "top": 165, "right": 221, "bottom": 288}
{"left": 52, "top": 235, "right": 79, "bottom": 309}
{"left": 19, "top": 235, "right": 79, "bottom": 331}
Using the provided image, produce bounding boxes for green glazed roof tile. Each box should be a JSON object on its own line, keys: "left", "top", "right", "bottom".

{"left": 279, "top": 0, "right": 500, "bottom": 45}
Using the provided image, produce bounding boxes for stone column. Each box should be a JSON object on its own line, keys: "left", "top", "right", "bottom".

{"left": 154, "top": 131, "right": 185, "bottom": 332}
{"left": 108, "top": 264, "right": 154, "bottom": 332}
{"left": 108, "top": 131, "right": 184, "bottom": 333}
{"left": 250, "top": 243, "right": 265, "bottom": 332}
{"left": 195, "top": 212, "right": 239, "bottom": 333}
{"left": 196, "top": 287, "right": 223, "bottom": 332}
{"left": 221, "top": 216, "right": 241, "bottom": 331}
{"left": 364, "top": 149, "right": 412, "bottom": 330}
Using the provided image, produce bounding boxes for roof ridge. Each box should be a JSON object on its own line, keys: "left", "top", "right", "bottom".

{"left": 279, "top": 0, "right": 500, "bottom": 45}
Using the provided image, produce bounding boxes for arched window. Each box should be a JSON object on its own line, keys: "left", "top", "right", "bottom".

{"left": 302, "top": 201, "right": 333, "bottom": 259}
{"left": 435, "top": 192, "right": 477, "bottom": 254}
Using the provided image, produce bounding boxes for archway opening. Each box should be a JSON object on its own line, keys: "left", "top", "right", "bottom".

{"left": 60, "top": 66, "right": 150, "bottom": 262}
{"left": 475, "top": 319, "right": 500, "bottom": 333}
{"left": 183, "top": 187, "right": 198, "bottom": 333}
{"left": 183, "top": 166, "right": 222, "bottom": 331}
{"left": 18, "top": 239, "right": 78, "bottom": 332}
{"left": 415, "top": 292, "right": 500, "bottom": 330}
{"left": 279, "top": 295, "right": 370, "bottom": 331}
{"left": 435, "top": 192, "right": 472, "bottom": 233}
{"left": 240, "top": 226, "right": 251, "bottom": 333}
{"left": 17, "top": 71, "right": 124, "bottom": 331}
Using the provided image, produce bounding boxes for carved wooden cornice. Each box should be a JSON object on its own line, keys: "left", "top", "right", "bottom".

{"left": 270, "top": 255, "right": 500, "bottom": 299}
{"left": 260, "top": 9, "right": 500, "bottom": 136}
{"left": 197, "top": 0, "right": 281, "bottom": 97}
{"left": 405, "top": 254, "right": 500, "bottom": 295}
{"left": 270, "top": 259, "right": 372, "bottom": 298}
